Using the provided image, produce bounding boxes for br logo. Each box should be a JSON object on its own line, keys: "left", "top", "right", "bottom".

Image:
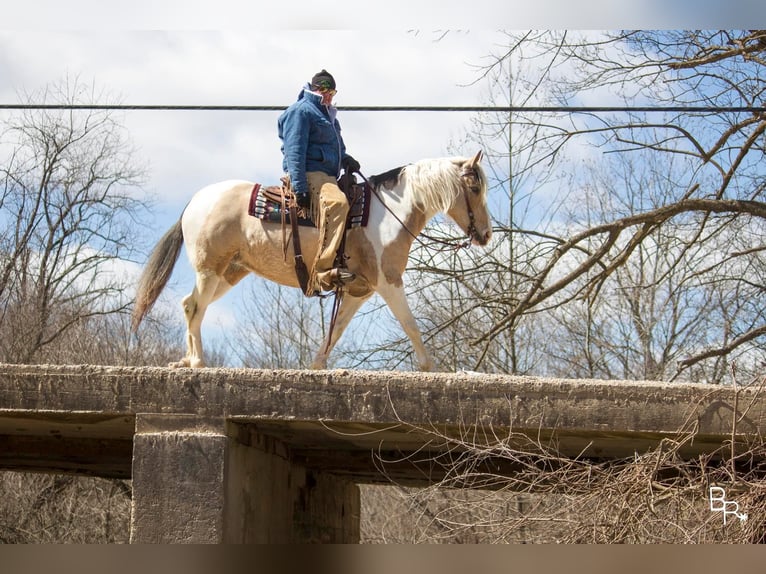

{"left": 709, "top": 486, "right": 748, "bottom": 524}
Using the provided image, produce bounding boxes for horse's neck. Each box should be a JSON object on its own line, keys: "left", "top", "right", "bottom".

{"left": 377, "top": 184, "right": 431, "bottom": 236}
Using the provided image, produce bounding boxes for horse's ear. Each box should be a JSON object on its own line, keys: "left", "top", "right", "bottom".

{"left": 469, "top": 150, "right": 483, "bottom": 168}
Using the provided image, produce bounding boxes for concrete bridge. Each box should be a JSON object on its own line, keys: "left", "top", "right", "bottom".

{"left": 0, "top": 363, "right": 763, "bottom": 543}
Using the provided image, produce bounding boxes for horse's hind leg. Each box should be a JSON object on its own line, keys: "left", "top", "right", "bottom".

{"left": 312, "top": 293, "right": 371, "bottom": 369}
{"left": 170, "top": 269, "right": 222, "bottom": 369}
{"left": 170, "top": 292, "right": 197, "bottom": 368}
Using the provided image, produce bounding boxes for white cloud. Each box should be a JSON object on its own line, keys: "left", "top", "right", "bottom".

{"left": 1, "top": 30, "right": 496, "bottom": 210}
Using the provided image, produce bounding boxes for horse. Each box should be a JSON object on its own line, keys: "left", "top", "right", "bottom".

{"left": 131, "top": 150, "right": 492, "bottom": 371}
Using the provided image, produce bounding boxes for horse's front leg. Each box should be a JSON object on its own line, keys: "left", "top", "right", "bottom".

{"left": 375, "top": 282, "right": 435, "bottom": 371}
{"left": 312, "top": 293, "right": 371, "bottom": 369}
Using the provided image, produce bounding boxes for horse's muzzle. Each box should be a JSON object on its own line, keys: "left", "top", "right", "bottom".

{"left": 472, "top": 228, "right": 492, "bottom": 246}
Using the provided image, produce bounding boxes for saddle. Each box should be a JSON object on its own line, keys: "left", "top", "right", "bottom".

{"left": 247, "top": 175, "right": 372, "bottom": 296}
{"left": 248, "top": 177, "right": 371, "bottom": 229}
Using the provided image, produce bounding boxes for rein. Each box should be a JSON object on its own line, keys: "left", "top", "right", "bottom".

{"left": 277, "top": 176, "right": 312, "bottom": 296}
{"left": 296, "top": 166, "right": 482, "bottom": 358}
{"left": 359, "top": 169, "right": 479, "bottom": 252}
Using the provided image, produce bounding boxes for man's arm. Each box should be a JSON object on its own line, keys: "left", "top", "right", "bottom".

{"left": 281, "top": 108, "right": 311, "bottom": 196}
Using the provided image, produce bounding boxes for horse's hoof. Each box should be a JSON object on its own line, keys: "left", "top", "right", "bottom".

{"left": 419, "top": 360, "right": 435, "bottom": 372}
{"left": 168, "top": 358, "right": 190, "bottom": 369}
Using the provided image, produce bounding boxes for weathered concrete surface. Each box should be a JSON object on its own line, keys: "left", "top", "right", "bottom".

{"left": 128, "top": 414, "right": 360, "bottom": 543}
{"left": 224, "top": 423, "right": 359, "bottom": 543}
{"left": 1, "top": 363, "right": 764, "bottom": 480}
{"left": 1, "top": 363, "right": 764, "bottom": 543}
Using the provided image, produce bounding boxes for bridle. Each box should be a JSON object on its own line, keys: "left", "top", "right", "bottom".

{"left": 459, "top": 165, "right": 482, "bottom": 243}
{"left": 361, "top": 165, "right": 483, "bottom": 251}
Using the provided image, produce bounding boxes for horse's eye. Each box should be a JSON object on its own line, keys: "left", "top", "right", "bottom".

{"left": 461, "top": 169, "right": 481, "bottom": 195}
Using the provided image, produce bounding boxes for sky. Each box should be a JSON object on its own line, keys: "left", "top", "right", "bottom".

{"left": 0, "top": 29, "right": 494, "bottom": 199}
{"left": 4, "top": 0, "right": 764, "bottom": 29}
{"left": 1, "top": 2, "right": 764, "bottom": 363}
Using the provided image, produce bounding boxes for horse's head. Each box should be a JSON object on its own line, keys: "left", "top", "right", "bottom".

{"left": 447, "top": 150, "right": 492, "bottom": 246}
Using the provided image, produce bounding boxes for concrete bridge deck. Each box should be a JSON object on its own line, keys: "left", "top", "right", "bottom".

{"left": 0, "top": 363, "right": 764, "bottom": 542}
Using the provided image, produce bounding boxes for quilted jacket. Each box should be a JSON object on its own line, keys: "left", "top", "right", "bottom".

{"left": 278, "top": 85, "right": 348, "bottom": 196}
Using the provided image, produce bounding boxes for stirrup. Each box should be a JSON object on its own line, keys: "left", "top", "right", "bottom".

{"left": 329, "top": 267, "right": 356, "bottom": 287}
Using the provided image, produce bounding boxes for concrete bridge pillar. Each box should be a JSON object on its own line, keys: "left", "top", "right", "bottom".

{"left": 129, "top": 414, "right": 359, "bottom": 543}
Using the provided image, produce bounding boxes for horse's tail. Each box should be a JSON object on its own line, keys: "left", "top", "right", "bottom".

{"left": 131, "top": 218, "right": 185, "bottom": 333}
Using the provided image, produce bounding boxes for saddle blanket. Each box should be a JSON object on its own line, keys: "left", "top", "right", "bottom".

{"left": 248, "top": 181, "right": 371, "bottom": 228}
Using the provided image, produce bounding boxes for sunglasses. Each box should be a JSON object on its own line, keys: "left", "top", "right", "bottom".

{"left": 313, "top": 81, "right": 337, "bottom": 96}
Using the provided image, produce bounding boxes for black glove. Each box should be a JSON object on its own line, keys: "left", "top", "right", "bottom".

{"left": 343, "top": 155, "right": 360, "bottom": 174}
{"left": 295, "top": 192, "right": 311, "bottom": 210}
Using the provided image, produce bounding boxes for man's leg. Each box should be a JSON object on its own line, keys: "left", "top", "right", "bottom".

{"left": 307, "top": 171, "right": 352, "bottom": 291}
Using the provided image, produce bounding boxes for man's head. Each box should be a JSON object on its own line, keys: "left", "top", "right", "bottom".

{"left": 311, "top": 69, "right": 337, "bottom": 104}
{"left": 311, "top": 69, "right": 336, "bottom": 91}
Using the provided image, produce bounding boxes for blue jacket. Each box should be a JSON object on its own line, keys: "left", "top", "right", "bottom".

{"left": 278, "top": 85, "right": 347, "bottom": 196}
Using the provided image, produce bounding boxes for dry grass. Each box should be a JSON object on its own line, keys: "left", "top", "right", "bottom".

{"left": 0, "top": 472, "right": 131, "bottom": 543}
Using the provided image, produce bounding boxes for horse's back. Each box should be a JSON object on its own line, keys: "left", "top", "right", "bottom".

{"left": 187, "top": 179, "right": 252, "bottom": 211}
{"left": 185, "top": 180, "right": 253, "bottom": 225}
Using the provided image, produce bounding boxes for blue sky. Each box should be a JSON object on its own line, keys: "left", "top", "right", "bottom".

{"left": 0, "top": 29, "right": 497, "bottom": 205}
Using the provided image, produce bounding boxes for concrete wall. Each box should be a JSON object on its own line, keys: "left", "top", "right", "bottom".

{"left": 129, "top": 415, "right": 359, "bottom": 543}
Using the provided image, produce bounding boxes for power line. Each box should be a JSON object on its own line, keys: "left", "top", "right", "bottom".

{"left": 1, "top": 104, "right": 766, "bottom": 113}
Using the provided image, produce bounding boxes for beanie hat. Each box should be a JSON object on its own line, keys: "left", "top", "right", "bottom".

{"left": 311, "top": 69, "right": 336, "bottom": 91}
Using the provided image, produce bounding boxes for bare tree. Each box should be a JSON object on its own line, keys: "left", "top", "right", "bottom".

{"left": 418, "top": 30, "right": 766, "bottom": 382}
{"left": 0, "top": 77, "right": 147, "bottom": 363}
{"left": 229, "top": 281, "right": 326, "bottom": 369}
{"left": 524, "top": 150, "right": 751, "bottom": 383}
{"left": 230, "top": 279, "right": 390, "bottom": 369}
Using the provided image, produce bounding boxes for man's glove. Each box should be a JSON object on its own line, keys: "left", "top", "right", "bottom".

{"left": 343, "top": 155, "right": 360, "bottom": 174}
{"left": 295, "top": 192, "right": 311, "bottom": 210}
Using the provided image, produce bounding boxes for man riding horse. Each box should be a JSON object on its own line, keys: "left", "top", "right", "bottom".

{"left": 131, "top": 69, "right": 491, "bottom": 370}
{"left": 278, "top": 69, "right": 360, "bottom": 295}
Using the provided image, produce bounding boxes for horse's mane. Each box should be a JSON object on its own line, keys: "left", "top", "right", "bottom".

{"left": 369, "top": 166, "right": 405, "bottom": 190}
{"left": 405, "top": 157, "right": 484, "bottom": 214}
{"left": 370, "top": 156, "right": 486, "bottom": 215}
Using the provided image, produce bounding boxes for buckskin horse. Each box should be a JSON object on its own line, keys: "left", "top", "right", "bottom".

{"left": 131, "top": 150, "right": 492, "bottom": 370}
